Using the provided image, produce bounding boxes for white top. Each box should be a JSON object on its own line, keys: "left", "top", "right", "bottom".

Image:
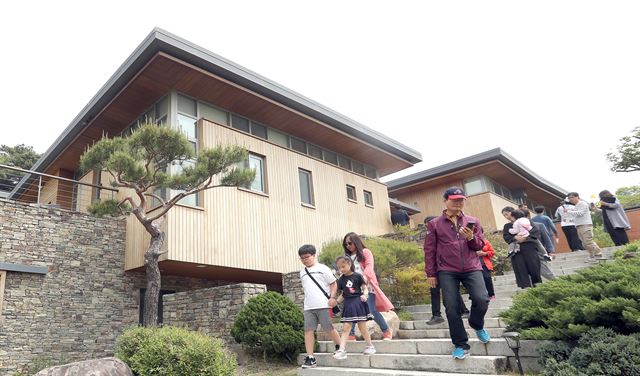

{"left": 566, "top": 200, "right": 593, "bottom": 226}
{"left": 509, "top": 217, "right": 532, "bottom": 236}
{"left": 555, "top": 204, "right": 576, "bottom": 226}
{"left": 299, "top": 263, "right": 336, "bottom": 311}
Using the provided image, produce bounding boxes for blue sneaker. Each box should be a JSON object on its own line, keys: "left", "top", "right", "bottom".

{"left": 475, "top": 328, "right": 490, "bottom": 343}
{"left": 452, "top": 347, "right": 469, "bottom": 359}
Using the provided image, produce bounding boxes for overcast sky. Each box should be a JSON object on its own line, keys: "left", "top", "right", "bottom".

{"left": 2, "top": 1, "right": 639, "bottom": 201}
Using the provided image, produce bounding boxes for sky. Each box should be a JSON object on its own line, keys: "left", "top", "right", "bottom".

{"left": 2, "top": 1, "right": 639, "bottom": 201}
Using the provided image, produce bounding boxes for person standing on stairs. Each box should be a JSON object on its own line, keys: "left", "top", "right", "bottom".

{"left": 424, "top": 215, "right": 469, "bottom": 325}
{"left": 424, "top": 187, "right": 491, "bottom": 360}
{"left": 343, "top": 232, "right": 395, "bottom": 340}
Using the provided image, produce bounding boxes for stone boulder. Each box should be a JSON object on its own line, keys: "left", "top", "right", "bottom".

{"left": 352, "top": 311, "right": 400, "bottom": 340}
{"left": 35, "top": 357, "right": 133, "bottom": 376}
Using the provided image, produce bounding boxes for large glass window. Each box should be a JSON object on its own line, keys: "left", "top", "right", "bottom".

{"left": 307, "top": 144, "right": 323, "bottom": 160}
{"left": 231, "top": 114, "right": 250, "bottom": 132}
{"left": 244, "top": 154, "right": 266, "bottom": 193}
{"left": 290, "top": 137, "right": 307, "bottom": 153}
{"left": 299, "top": 169, "right": 314, "bottom": 206}
{"left": 463, "top": 176, "right": 485, "bottom": 196}
{"left": 250, "top": 122, "right": 267, "bottom": 139}
{"left": 178, "top": 95, "right": 197, "bottom": 116}
{"left": 323, "top": 150, "right": 338, "bottom": 165}
{"left": 337, "top": 155, "right": 351, "bottom": 170}
{"left": 172, "top": 161, "right": 198, "bottom": 207}
{"left": 177, "top": 114, "right": 197, "bottom": 139}
{"left": 267, "top": 128, "right": 288, "bottom": 147}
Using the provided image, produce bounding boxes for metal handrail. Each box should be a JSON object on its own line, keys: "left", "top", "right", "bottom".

{"left": 0, "top": 164, "right": 118, "bottom": 192}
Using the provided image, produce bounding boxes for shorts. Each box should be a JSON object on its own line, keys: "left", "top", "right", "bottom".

{"left": 304, "top": 308, "right": 334, "bottom": 331}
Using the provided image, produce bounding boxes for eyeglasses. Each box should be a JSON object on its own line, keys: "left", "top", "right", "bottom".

{"left": 299, "top": 254, "right": 313, "bottom": 260}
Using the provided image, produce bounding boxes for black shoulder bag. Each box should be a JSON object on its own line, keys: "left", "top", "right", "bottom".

{"left": 305, "top": 267, "right": 341, "bottom": 315}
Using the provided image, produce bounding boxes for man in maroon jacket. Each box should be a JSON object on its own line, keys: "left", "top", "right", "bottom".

{"left": 424, "top": 187, "right": 490, "bottom": 359}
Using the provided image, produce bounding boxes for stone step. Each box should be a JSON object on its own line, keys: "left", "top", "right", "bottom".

{"left": 398, "top": 327, "right": 506, "bottom": 340}
{"left": 411, "top": 307, "right": 508, "bottom": 321}
{"left": 315, "top": 338, "right": 542, "bottom": 357}
{"left": 299, "top": 353, "right": 509, "bottom": 374}
{"left": 298, "top": 367, "right": 503, "bottom": 376}
{"left": 405, "top": 299, "right": 513, "bottom": 315}
{"left": 400, "top": 317, "right": 508, "bottom": 331}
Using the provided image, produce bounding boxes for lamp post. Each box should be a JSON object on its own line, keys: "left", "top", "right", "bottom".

{"left": 502, "top": 331, "right": 524, "bottom": 376}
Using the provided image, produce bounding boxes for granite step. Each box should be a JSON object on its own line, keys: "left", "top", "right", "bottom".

{"left": 299, "top": 367, "right": 502, "bottom": 376}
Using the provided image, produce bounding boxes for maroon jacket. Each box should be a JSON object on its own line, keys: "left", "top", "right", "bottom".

{"left": 424, "top": 211, "right": 485, "bottom": 277}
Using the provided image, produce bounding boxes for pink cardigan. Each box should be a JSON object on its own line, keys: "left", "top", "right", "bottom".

{"left": 360, "top": 248, "right": 394, "bottom": 312}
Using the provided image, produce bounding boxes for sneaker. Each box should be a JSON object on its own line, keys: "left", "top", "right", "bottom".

{"left": 347, "top": 335, "right": 357, "bottom": 341}
{"left": 426, "top": 315, "right": 445, "bottom": 325}
{"left": 301, "top": 355, "right": 317, "bottom": 368}
{"left": 452, "top": 347, "right": 469, "bottom": 359}
{"left": 363, "top": 345, "right": 376, "bottom": 355}
{"left": 332, "top": 349, "right": 347, "bottom": 360}
{"left": 461, "top": 311, "right": 470, "bottom": 319}
{"left": 382, "top": 328, "right": 393, "bottom": 340}
{"left": 475, "top": 328, "right": 491, "bottom": 343}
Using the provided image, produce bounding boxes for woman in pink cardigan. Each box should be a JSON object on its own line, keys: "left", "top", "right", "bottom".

{"left": 343, "top": 232, "right": 394, "bottom": 340}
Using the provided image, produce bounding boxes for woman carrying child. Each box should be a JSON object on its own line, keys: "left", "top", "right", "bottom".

{"left": 333, "top": 256, "right": 376, "bottom": 359}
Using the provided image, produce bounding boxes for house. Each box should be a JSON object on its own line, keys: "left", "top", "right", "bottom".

{"left": 11, "top": 28, "right": 421, "bottom": 289}
{"left": 386, "top": 148, "right": 566, "bottom": 232}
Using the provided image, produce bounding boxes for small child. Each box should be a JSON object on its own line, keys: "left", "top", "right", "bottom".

{"left": 333, "top": 256, "right": 376, "bottom": 359}
{"left": 477, "top": 239, "right": 496, "bottom": 300}
{"left": 508, "top": 210, "right": 532, "bottom": 255}
{"left": 298, "top": 245, "right": 342, "bottom": 369}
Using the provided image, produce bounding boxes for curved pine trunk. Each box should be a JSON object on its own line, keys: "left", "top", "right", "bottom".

{"left": 143, "top": 231, "right": 165, "bottom": 327}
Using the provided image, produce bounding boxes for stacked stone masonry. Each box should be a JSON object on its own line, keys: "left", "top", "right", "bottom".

{"left": 0, "top": 200, "right": 230, "bottom": 374}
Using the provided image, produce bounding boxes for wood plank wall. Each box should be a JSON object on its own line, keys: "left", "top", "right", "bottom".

{"left": 157, "top": 119, "right": 394, "bottom": 274}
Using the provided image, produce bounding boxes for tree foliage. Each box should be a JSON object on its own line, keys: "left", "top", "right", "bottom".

{"left": 80, "top": 122, "right": 255, "bottom": 326}
{"left": 616, "top": 185, "right": 640, "bottom": 208}
{"left": 0, "top": 144, "right": 41, "bottom": 190}
{"left": 607, "top": 126, "right": 640, "bottom": 172}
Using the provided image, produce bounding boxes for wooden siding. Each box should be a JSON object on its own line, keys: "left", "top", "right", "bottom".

{"left": 39, "top": 178, "right": 58, "bottom": 206}
{"left": 130, "top": 119, "right": 394, "bottom": 273}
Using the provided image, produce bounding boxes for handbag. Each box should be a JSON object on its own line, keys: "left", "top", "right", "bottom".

{"left": 305, "top": 267, "right": 341, "bottom": 315}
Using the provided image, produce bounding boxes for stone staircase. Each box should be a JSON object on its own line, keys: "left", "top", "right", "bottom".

{"left": 298, "top": 248, "right": 616, "bottom": 375}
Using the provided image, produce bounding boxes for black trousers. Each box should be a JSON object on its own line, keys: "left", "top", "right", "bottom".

{"left": 562, "top": 225, "right": 584, "bottom": 251}
{"left": 609, "top": 228, "right": 629, "bottom": 246}
{"left": 511, "top": 248, "right": 542, "bottom": 288}
{"left": 481, "top": 262, "right": 495, "bottom": 297}
{"left": 430, "top": 284, "right": 468, "bottom": 317}
{"left": 438, "top": 271, "right": 489, "bottom": 349}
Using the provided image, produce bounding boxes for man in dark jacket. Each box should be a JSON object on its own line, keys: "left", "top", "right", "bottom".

{"left": 424, "top": 187, "right": 490, "bottom": 359}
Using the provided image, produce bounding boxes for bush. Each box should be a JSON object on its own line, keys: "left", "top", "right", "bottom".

{"left": 540, "top": 328, "right": 640, "bottom": 376}
{"left": 613, "top": 240, "right": 640, "bottom": 260}
{"left": 319, "top": 237, "right": 423, "bottom": 306}
{"left": 385, "top": 264, "right": 430, "bottom": 307}
{"left": 592, "top": 224, "right": 615, "bottom": 248}
{"left": 231, "top": 292, "right": 304, "bottom": 362}
{"left": 483, "top": 231, "right": 511, "bottom": 275}
{"left": 500, "top": 258, "right": 640, "bottom": 340}
{"left": 115, "top": 326, "right": 236, "bottom": 376}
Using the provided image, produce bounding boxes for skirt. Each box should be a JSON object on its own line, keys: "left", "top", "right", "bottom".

{"left": 340, "top": 296, "right": 374, "bottom": 323}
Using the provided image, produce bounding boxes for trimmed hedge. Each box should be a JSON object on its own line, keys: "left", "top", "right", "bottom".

{"left": 115, "top": 326, "right": 236, "bottom": 376}
{"left": 230, "top": 292, "right": 304, "bottom": 361}
{"left": 500, "top": 256, "right": 640, "bottom": 340}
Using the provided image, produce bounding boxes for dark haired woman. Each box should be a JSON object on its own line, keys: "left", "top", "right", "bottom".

{"left": 501, "top": 207, "right": 542, "bottom": 288}
{"left": 343, "top": 232, "right": 394, "bottom": 340}
{"left": 598, "top": 190, "right": 631, "bottom": 246}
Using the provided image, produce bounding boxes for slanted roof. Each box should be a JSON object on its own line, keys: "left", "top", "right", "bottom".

{"left": 386, "top": 148, "right": 567, "bottom": 198}
{"left": 26, "top": 28, "right": 421, "bottom": 179}
{"left": 388, "top": 197, "right": 421, "bottom": 215}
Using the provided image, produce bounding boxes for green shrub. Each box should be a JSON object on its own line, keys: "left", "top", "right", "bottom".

{"left": 592, "top": 224, "right": 615, "bottom": 248}
{"left": 231, "top": 292, "right": 304, "bottom": 362}
{"left": 319, "top": 237, "right": 423, "bottom": 307}
{"left": 500, "top": 258, "right": 640, "bottom": 340}
{"left": 483, "top": 231, "right": 511, "bottom": 275}
{"left": 385, "top": 264, "right": 430, "bottom": 307}
{"left": 87, "top": 198, "right": 131, "bottom": 218}
{"left": 115, "top": 326, "right": 236, "bottom": 376}
{"left": 540, "top": 328, "right": 640, "bottom": 376}
{"left": 613, "top": 240, "right": 640, "bottom": 260}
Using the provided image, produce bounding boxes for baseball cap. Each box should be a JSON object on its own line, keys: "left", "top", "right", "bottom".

{"left": 444, "top": 187, "right": 466, "bottom": 200}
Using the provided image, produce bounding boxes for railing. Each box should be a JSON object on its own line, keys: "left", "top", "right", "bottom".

{"left": 0, "top": 164, "right": 118, "bottom": 212}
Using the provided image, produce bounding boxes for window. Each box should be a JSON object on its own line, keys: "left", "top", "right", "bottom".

{"left": 351, "top": 161, "right": 365, "bottom": 175}
{"left": 173, "top": 161, "right": 198, "bottom": 206}
{"left": 463, "top": 176, "right": 485, "bottom": 196}
{"left": 337, "top": 155, "right": 351, "bottom": 170}
{"left": 363, "top": 190, "right": 374, "bottom": 206}
{"left": 364, "top": 166, "right": 377, "bottom": 179}
{"left": 267, "top": 128, "right": 288, "bottom": 147}
{"left": 200, "top": 102, "right": 228, "bottom": 125}
{"left": 323, "top": 150, "right": 338, "bottom": 165}
{"left": 298, "top": 169, "right": 314, "bottom": 206}
{"left": 244, "top": 154, "right": 266, "bottom": 193}
{"left": 231, "top": 114, "right": 250, "bottom": 132}
{"left": 290, "top": 137, "right": 307, "bottom": 153}
{"left": 250, "top": 122, "right": 267, "bottom": 139}
{"left": 307, "top": 144, "right": 323, "bottom": 160}
{"left": 155, "top": 96, "right": 168, "bottom": 126}
{"left": 346, "top": 185, "right": 356, "bottom": 201}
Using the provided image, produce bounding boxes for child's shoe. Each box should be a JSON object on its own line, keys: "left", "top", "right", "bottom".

{"left": 363, "top": 345, "right": 376, "bottom": 355}
{"left": 382, "top": 328, "right": 393, "bottom": 340}
{"left": 347, "top": 335, "right": 357, "bottom": 341}
{"left": 301, "top": 355, "right": 317, "bottom": 368}
{"left": 333, "top": 349, "right": 347, "bottom": 360}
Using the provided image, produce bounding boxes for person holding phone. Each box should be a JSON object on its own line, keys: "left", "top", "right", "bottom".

{"left": 424, "top": 187, "right": 490, "bottom": 360}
